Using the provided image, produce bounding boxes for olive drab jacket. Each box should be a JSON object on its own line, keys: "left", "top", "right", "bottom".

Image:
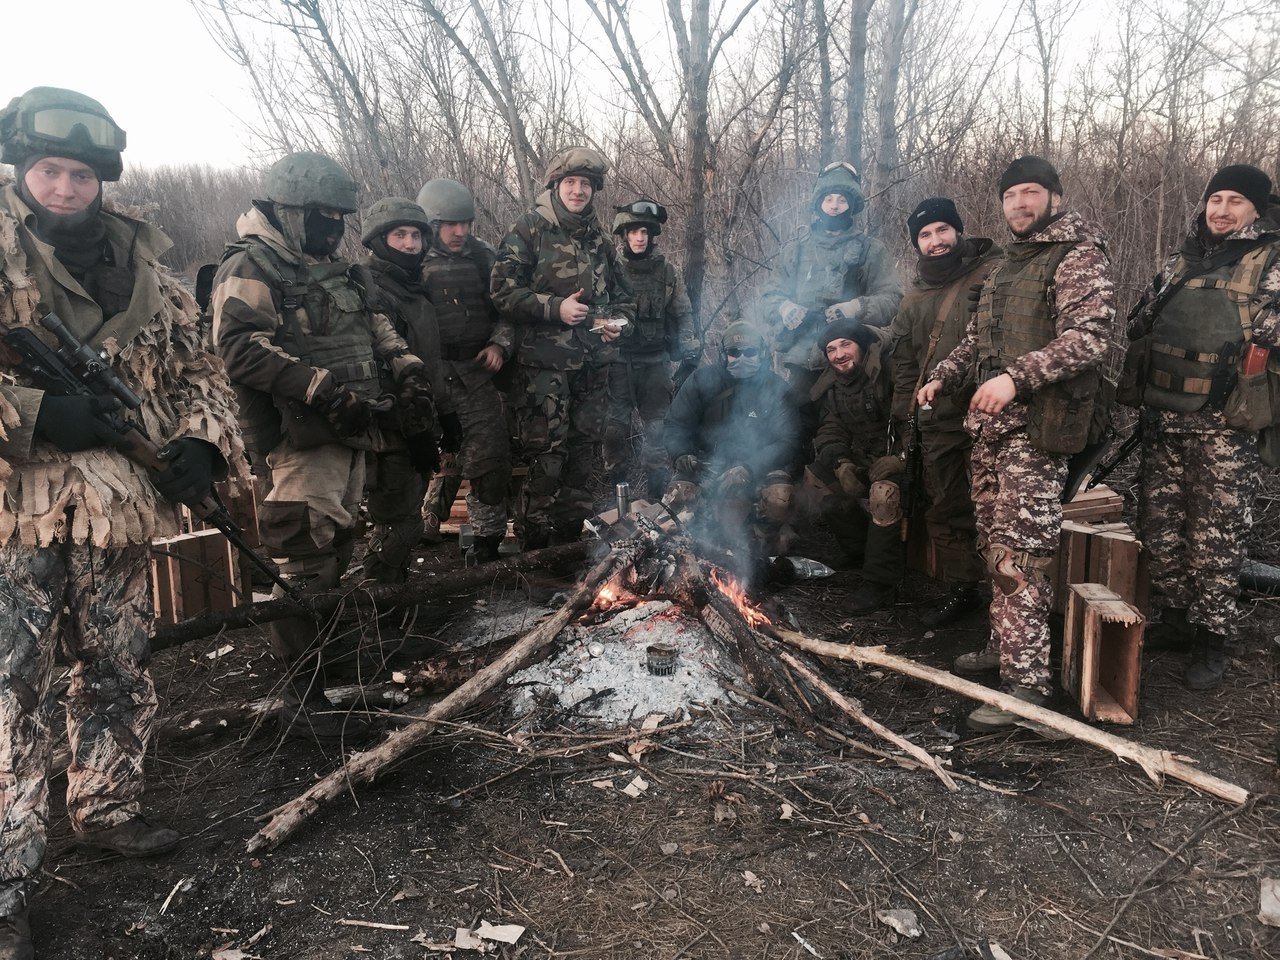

{"left": 620, "top": 252, "right": 699, "bottom": 364}
{"left": 813, "top": 326, "right": 895, "bottom": 476}
{"left": 0, "top": 183, "right": 246, "bottom": 547}
{"left": 490, "top": 190, "right": 636, "bottom": 370}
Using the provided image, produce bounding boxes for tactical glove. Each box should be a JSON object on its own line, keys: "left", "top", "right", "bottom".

{"left": 673, "top": 454, "right": 701, "bottom": 478}
{"left": 966, "top": 282, "right": 985, "bottom": 313}
{"left": 778, "top": 300, "right": 807, "bottom": 330}
{"left": 824, "top": 300, "right": 860, "bottom": 323}
{"left": 34, "top": 394, "right": 124, "bottom": 453}
{"left": 718, "top": 464, "right": 753, "bottom": 493}
{"left": 397, "top": 372, "right": 437, "bottom": 434}
{"left": 868, "top": 454, "right": 906, "bottom": 483}
{"left": 835, "top": 461, "right": 866, "bottom": 499}
{"left": 312, "top": 376, "right": 372, "bottom": 438}
{"left": 150, "top": 437, "right": 228, "bottom": 507}
{"left": 439, "top": 411, "right": 464, "bottom": 454}
{"left": 407, "top": 431, "right": 441, "bottom": 478}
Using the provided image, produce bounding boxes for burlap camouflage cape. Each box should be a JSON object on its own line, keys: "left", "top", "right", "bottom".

{"left": 930, "top": 210, "right": 1114, "bottom": 696}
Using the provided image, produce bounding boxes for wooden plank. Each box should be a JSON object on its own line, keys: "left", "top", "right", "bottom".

{"left": 1064, "top": 583, "right": 1118, "bottom": 697}
{"left": 1068, "top": 584, "right": 1144, "bottom": 724}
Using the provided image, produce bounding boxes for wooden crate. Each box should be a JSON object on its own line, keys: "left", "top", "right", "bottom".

{"left": 1062, "top": 484, "right": 1124, "bottom": 522}
{"left": 1051, "top": 518, "right": 1147, "bottom": 615}
{"left": 1063, "top": 583, "right": 1145, "bottom": 724}
{"left": 151, "top": 528, "right": 244, "bottom": 625}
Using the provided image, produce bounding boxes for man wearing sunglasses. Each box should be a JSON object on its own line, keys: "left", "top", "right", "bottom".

{"left": 0, "top": 87, "right": 247, "bottom": 958}
{"left": 605, "top": 198, "right": 700, "bottom": 500}
{"left": 762, "top": 161, "right": 902, "bottom": 445}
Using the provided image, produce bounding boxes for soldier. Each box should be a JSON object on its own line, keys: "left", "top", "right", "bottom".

{"left": 0, "top": 87, "right": 245, "bottom": 958}
{"left": 809, "top": 320, "right": 904, "bottom": 613}
{"left": 919, "top": 156, "right": 1114, "bottom": 730}
{"left": 359, "top": 197, "right": 461, "bottom": 584}
{"left": 416, "top": 178, "right": 514, "bottom": 562}
{"left": 490, "top": 147, "right": 636, "bottom": 549}
{"left": 603, "top": 198, "right": 700, "bottom": 500}
{"left": 890, "top": 198, "right": 1002, "bottom": 626}
{"left": 213, "top": 151, "right": 434, "bottom": 744}
{"left": 761, "top": 161, "right": 902, "bottom": 442}
{"left": 1123, "top": 164, "right": 1280, "bottom": 689}
{"left": 664, "top": 322, "right": 799, "bottom": 587}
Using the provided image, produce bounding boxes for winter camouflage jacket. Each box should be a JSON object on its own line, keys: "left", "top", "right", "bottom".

{"left": 813, "top": 326, "right": 895, "bottom": 475}
{"left": 490, "top": 190, "right": 636, "bottom": 370}
{"left": 929, "top": 211, "right": 1114, "bottom": 441}
{"left": 0, "top": 183, "right": 246, "bottom": 547}
{"left": 620, "top": 252, "right": 699, "bottom": 363}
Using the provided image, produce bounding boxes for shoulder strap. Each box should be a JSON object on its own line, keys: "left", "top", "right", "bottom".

{"left": 1145, "top": 235, "right": 1278, "bottom": 330}
{"left": 910, "top": 260, "right": 997, "bottom": 400}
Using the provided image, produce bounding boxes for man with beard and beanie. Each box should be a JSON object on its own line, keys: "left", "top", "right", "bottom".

{"left": 213, "top": 151, "right": 433, "bottom": 746}
{"left": 890, "top": 197, "right": 1002, "bottom": 627}
{"left": 1122, "top": 163, "right": 1280, "bottom": 690}
{"left": 919, "top": 156, "right": 1114, "bottom": 731}
{"left": 603, "top": 198, "right": 700, "bottom": 500}
{"left": 761, "top": 161, "right": 901, "bottom": 447}
{"left": 358, "top": 197, "right": 460, "bottom": 584}
{"left": 490, "top": 147, "right": 636, "bottom": 549}
{"left": 0, "top": 86, "right": 246, "bottom": 958}
{"left": 809, "top": 319, "right": 904, "bottom": 613}
{"left": 664, "top": 322, "right": 799, "bottom": 588}
{"left": 416, "top": 178, "right": 514, "bottom": 563}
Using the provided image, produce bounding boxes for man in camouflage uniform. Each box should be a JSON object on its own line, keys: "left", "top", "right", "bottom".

{"left": 417, "top": 178, "right": 513, "bottom": 562}
{"left": 665, "top": 322, "right": 799, "bottom": 588}
{"left": 0, "top": 87, "right": 246, "bottom": 958}
{"left": 1124, "top": 164, "right": 1280, "bottom": 689}
{"left": 359, "top": 197, "right": 460, "bottom": 583}
{"left": 920, "top": 156, "right": 1114, "bottom": 730}
{"left": 490, "top": 147, "right": 636, "bottom": 549}
{"left": 890, "top": 198, "right": 1002, "bottom": 626}
{"left": 809, "top": 319, "right": 904, "bottom": 613}
{"left": 213, "top": 152, "right": 433, "bottom": 743}
{"left": 761, "top": 161, "right": 902, "bottom": 447}
{"left": 604, "top": 198, "right": 700, "bottom": 500}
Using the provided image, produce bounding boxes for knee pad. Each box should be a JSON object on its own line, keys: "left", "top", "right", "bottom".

{"left": 758, "top": 482, "right": 794, "bottom": 524}
{"left": 470, "top": 468, "right": 510, "bottom": 506}
{"left": 980, "top": 542, "right": 1052, "bottom": 597}
{"left": 868, "top": 481, "right": 902, "bottom": 527}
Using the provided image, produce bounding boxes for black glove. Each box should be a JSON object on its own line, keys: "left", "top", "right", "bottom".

{"left": 313, "top": 379, "right": 372, "bottom": 438}
{"left": 439, "top": 411, "right": 464, "bottom": 454}
{"left": 150, "top": 438, "right": 227, "bottom": 506}
{"left": 34, "top": 394, "right": 124, "bottom": 453}
{"left": 407, "top": 431, "right": 441, "bottom": 478}
{"left": 397, "top": 372, "right": 437, "bottom": 434}
{"left": 673, "top": 454, "right": 700, "bottom": 478}
{"left": 966, "top": 282, "right": 985, "bottom": 313}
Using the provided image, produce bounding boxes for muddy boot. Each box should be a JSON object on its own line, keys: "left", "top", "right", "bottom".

{"left": 1184, "top": 626, "right": 1227, "bottom": 690}
{"left": 75, "top": 815, "right": 180, "bottom": 857}
{"left": 966, "top": 684, "right": 1051, "bottom": 732}
{"left": 954, "top": 646, "right": 1000, "bottom": 674}
{"left": 0, "top": 905, "right": 32, "bottom": 960}
{"left": 421, "top": 511, "right": 443, "bottom": 544}
{"left": 843, "top": 580, "right": 897, "bottom": 615}
{"left": 921, "top": 582, "right": 984, "bottom": 628}
{"left": 470, "top": 535, "right": 502, "bottom": 563}
{"left": 1146, "top": 607, "right": 1195, "bottom": 652}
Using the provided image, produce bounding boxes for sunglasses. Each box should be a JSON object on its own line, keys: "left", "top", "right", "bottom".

{"left": 23, "top": 107, "right": 126, "bottom": 151}
{"left": 725, "top": 346, "right": 760, "bottom": 359}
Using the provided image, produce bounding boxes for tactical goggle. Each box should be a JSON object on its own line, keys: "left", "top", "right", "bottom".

{"left": 19, "top": 107, "right": 126, "bottom": 151}
{"left": 617, "top": 199, "right": 668, "bottom": 223}
{"left": 821, "top": 160, "right": 860, "bottom": 181}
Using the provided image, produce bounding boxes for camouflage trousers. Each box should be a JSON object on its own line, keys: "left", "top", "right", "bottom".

{"left": 602, "top": 360, "right": 675, "bottom": 482}
{"left": 970, "top": 430, "right": 1066, "bottom": 696}
{"left": 423, "top": 362, "right": 511, "bottom": 538}
{"left": 365, "top": 449, "right": 426, "bottom": 585}
{"left": 1139, "top": 421, "right": 1257, "bottom": 637}
{"left": 514, "top": 364, "right": 607, "bottom": 539}
{"left": 0, "top": 536, "right": 156, "bottom": 913}
{"left": 920, "top": 425, "right": 982, "bottom": 583}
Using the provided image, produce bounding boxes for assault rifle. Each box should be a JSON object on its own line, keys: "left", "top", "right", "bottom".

{"left": 6, "top": 313, "right": 303, "bottom": 605}
{"left": 898, "top": 413, "right": 923, "bottom": 542}
{"left": 1085, "top": 422, "right": 1143, "bottom": 491}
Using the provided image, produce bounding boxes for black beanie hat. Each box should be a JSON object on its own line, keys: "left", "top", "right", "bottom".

{"left": 822, "top": 317, "right": 874, "bottom": 353}
{"left": 907, "top": 197, "right": 964, "bottom": 248}
{"left": 998, "top": 155, "right": 1063, "bottom": 197}
{"left": 1203, "top": 164, "right": 1272, "bottom": 214}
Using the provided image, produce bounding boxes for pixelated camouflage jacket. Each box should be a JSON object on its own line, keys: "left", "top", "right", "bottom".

{"left": 760, "top": 223, "right": 902, "bottom": 370}
{"left": 0, "top": 183, "right": 247, "bottom": 547}
{"left": 929, "top": 211, "right": 1114, "bottom": 441}
{"left": 619, "top": 252, "right": 699, "bottom": 363}
{"left": 812, "top": 326, "right": 895, "bottom": 475}
{"left": 490, "top": 190, "right": 636, "bottom": 370}
{"left": 889, "top": 238, "right": 1002, "bottom": 425}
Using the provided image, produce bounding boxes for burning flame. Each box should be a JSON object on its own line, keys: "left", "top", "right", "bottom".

{"left": 709, "top": 568, "right": 773, "bottom": 629}
{"left": 597, "top": 583, "right": 621, "bottom": 605}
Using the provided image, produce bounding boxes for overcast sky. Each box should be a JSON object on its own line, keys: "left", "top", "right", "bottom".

{"left": 6, "top": 0, "right": 258, "bottom": 168}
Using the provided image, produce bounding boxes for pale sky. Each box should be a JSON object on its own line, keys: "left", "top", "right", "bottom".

{"left": 5, "top": 0, "right": 259, "bottom": 168}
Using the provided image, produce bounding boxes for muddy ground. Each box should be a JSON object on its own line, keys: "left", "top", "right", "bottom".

{"left": 29, "top": 520, "right": 1280, "bottom": 960}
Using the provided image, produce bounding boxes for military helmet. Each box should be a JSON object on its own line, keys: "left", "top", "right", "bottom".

{"left": 720, "top": 321, "right": 766, "bottom": 356}
{"left": 360, "top": 197, "right": 431, "bottom": 247}
{"left": 812, "top": 160, "right": 865, "bottom": 217}
{"left": 264, "top": 150, "right": 359, "bottom": 213}
{"left": 612, "top": 198, "right": 668, "bottom": 237}
{"left": 544, "top": 146, "right": 608, "bottom": 190}
{"left": 416, "top": 178, "right": 476, "bottom": 223}
{"left": 0, "top": 86, "right": 126, "bottom": 181}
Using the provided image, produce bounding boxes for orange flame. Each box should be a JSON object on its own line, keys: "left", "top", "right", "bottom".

{"left": 597, "top": 582, "right": 621, "bottom": 605}
{"left": 709, "top": 568, "right": 772, "bottom": 629}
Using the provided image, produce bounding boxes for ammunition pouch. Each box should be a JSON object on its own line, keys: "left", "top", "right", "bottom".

{"left": 1027, "top": 368, "right": 1100, "bottom": 455}
{"left": 1116, "top": 333, "right": 1149, "bottom": 408}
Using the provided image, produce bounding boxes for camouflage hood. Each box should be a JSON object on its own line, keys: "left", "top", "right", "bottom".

{"left": 811, "top": 162, "right": 864, "bottom": 216}
{"left": 235, "top": 203, "right": 311, "bottom": 265}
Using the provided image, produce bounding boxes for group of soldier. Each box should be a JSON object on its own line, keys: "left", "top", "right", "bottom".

{"left": 0, "top": 82, "right": 1275, "bottom": 957}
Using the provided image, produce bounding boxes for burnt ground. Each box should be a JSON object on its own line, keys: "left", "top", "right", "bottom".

{"left": 28, "top": 519, "right": 1280, "bottom": 960}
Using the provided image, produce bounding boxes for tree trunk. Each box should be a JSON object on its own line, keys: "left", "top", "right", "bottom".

{"left": 845, "top": 0, "right": 875, "bottom": 168}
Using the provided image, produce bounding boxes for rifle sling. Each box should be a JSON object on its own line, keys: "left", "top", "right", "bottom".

{"left": 911, "top": 261, "right": 997, "bottom": 404}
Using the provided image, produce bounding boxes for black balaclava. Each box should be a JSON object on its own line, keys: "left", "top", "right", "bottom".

{"left": 302, "top": 207, "right": 346, "bottom": 256}
{"left": 16, "top": 155, "right": 108, "bottom": 277}
{"left": 372, "top": 234, "right": 425, "bottom": 274}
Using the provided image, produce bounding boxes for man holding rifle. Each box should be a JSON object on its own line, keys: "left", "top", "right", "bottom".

{"left": 0, "top": 87, "right": 246, "bottom": 958}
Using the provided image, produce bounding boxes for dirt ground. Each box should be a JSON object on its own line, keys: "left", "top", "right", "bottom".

{"left": 29, "top": 519, "right": 1280, "bottom": 960}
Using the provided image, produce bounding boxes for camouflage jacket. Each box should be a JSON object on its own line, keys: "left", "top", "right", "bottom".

{"left": 813, "top": 326, "right": 895, "bottom": 475}
{"left": 889, "top": 238, "right": 1002, "bottom": 427}
{"left": 490, "top": 190, "right": 636, "bottom": 370}
{"left": 620, "top": 252, "right": 699, "bottom": 363}
{"left": 930, "top": 211, "right": 1114, "bottom": 441}
{"left": 761, "top": 224, "right": 902, "bottom": 370}
{"left": 0, "top": 183, "right": 246, "bottom": 547}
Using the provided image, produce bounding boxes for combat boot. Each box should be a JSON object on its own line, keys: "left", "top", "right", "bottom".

{"left": 76, "top": 815, "right": 180, "bottom": 857}
{"left": 844, "top": 580, "right": 897, "bottom": 615}
{"left": 1183, "top": 625, "right": 1227, "bottom": 690}
{"left": 953, "top": 647, "right": 1000, "bottom": 674}
{"left": 421, "top": 511, "right": 443, "bottom": 544}
{"left": 1145, "top": 607, "right": 1195, "bottom": 652}
{"left": 921, "top": 582, "right": 985, "bottom": 629}
{"left": 470, "top": 535, "right": 502, "bottom": 563}
{"left": 966, "top": 684, "right": 1052, "bottom": 732}
{"left": 0, "top": 905, "right": 32, "bottom": 960}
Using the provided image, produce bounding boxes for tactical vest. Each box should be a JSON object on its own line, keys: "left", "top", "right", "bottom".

{"left": 622, "top": 256, "right": 671, "bottom": 354}
{"left": 1144, "top": 246, "right": 1274, "bottom": 417}
{"left": 422, "top": 247, "right": 494, "bottom": 359}
{"left": 974, "top": 240, "right": 1099, "bottom": 454}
